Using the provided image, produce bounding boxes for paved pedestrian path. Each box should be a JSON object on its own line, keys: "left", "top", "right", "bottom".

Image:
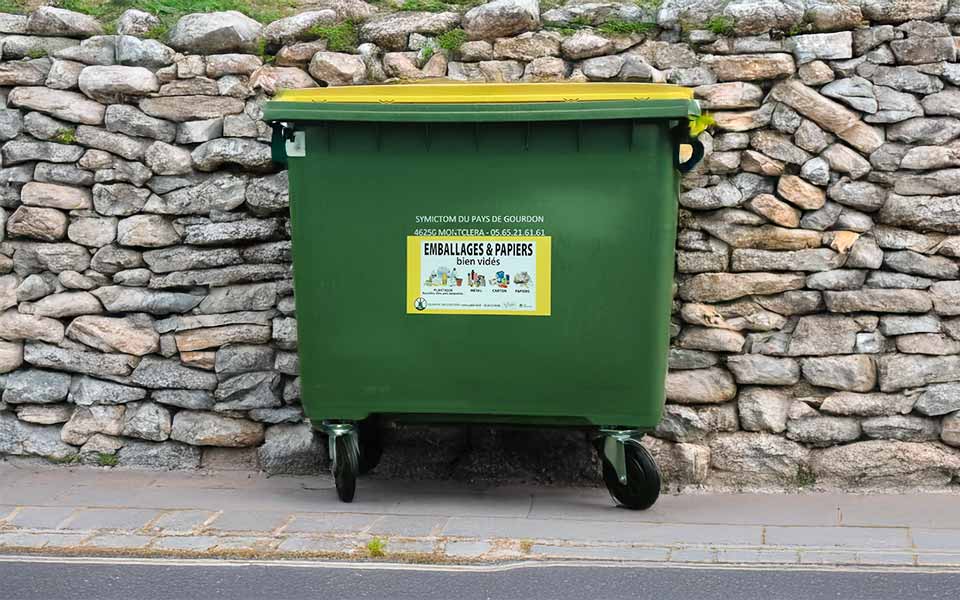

{"left": 1, "top": 460, "right": 959, "bottom": 568}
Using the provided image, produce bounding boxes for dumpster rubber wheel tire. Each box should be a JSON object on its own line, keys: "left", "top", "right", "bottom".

{"left": 357, "top": 418, "right": 383, "bottom": 475}
{"left": 334, "top": 435, "right": 359, "bottom": 503}
{"left": 600, "top": 441, "right": 661, "bottom": 510}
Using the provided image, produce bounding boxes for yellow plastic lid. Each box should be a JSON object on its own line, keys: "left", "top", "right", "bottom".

{"left": 273, "top": 82, "right": 695, "bottom": 104}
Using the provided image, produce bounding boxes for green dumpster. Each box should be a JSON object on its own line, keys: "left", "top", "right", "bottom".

{"left": 264, "top": 83, "right": 703, "bottom": 509}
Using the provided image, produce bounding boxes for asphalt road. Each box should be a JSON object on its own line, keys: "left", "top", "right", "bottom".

{"left": 2, "top": 558, "right": 959, "bottom": 600}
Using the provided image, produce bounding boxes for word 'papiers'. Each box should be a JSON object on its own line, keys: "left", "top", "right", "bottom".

{"left": 424, "top": 242, "right": 535, "bottom": 257}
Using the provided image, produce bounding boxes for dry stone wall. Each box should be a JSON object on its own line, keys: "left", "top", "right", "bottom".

{"left": 1, "top": 1, "right": 960, "bottom": 491}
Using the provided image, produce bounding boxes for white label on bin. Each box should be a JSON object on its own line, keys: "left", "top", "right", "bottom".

{"left": 406, "top": 236, "right": 551, "bottom": 316}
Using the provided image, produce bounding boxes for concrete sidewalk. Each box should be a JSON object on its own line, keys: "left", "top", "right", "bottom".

{"left": 1, "top": 459, "right": 960, "bottom": 568}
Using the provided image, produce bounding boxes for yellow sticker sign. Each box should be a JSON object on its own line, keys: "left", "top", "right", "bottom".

{"left": 407, "top": 236, "right": 551, "bottom": 316}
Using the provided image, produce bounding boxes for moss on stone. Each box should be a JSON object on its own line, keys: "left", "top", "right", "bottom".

{"left": 0, "top": 0, "right": 26, "bottom": 14}
{"left": 400, "top": 0, "right": 447, "bottom": 12}
{"left": 305, "top": 20, "right": 359, "bottom": 53}
{"left": 706, "top": 15, "right": 735, "bottom": 36}
{"left": 54, "top": 127, "right": 76, "bottom": 144}
{"left": 97, "top": 452, "right": 119, "bottom": 467}
{"left": 597, "top": 20, "right": 657, "bottom": 35}
{"left": 437, "top": 28, "right": 467, "bottom": 52}
{"left": 54, "top": 0, "right": 298, "bottom": 32}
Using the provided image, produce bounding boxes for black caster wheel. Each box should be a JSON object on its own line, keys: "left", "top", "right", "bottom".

{"left": 357, "top": 417, "right": 383, "bottom": 475}
{"left": 598, "top": 439, "right": 661, "bottom": 510}
{"left": 333, "top": 434, "right": 359, "bottom": 503}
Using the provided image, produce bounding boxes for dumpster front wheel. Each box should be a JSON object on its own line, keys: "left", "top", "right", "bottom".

{"left": 333, "top": 434, "right": 359, "bottom": 502}
{"left": 597, "top": 435, "right": 661, "bottom": 510}
{"left": 323, "top": 423, "right": 360, "bottom": 503}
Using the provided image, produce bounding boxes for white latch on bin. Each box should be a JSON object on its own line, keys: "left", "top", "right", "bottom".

{"left": 285, "top": 129, "right": 306, "bottom": 157}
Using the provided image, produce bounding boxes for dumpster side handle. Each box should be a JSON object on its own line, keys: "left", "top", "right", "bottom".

{"left": 270, "top": 123, "right": 289, "bottom": 166}
{"left": 673, "top": 124, "right": 705, "bottom": 174}
{"left": 676, "top": 138, "right": 705, "bottom": 173}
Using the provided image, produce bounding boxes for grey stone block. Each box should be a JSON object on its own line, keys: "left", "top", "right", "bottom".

{"left": 83, "top": 534, "right": 155, "bottom": 549}
{"left": 533, "top": 544, "right": 670, "bottom": 561}
{"left": 149, "top": 510, "right": 216, "bottom": 534}
{"left": 284, "top": 513, "right": 378, "bottom": 535}
{"left": 61, "top": 508, "right": 161, "bottom": 531}
{"left": 277, "top": 536, "right": 354, "bottom": 553}
{"left": 763, "top": 526, "right": 910, "bottom": 549}
{"left": 444, "top": 540, "right": 491, "bottom": 558}
{"left": 208, "top": 510, "right": 290, "bottom": 533}
{"left": 152, "top": 535, "right": 219, "bottom": 551}
{"left": 6, "top": 506, "right": 76, "bottom": 529}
